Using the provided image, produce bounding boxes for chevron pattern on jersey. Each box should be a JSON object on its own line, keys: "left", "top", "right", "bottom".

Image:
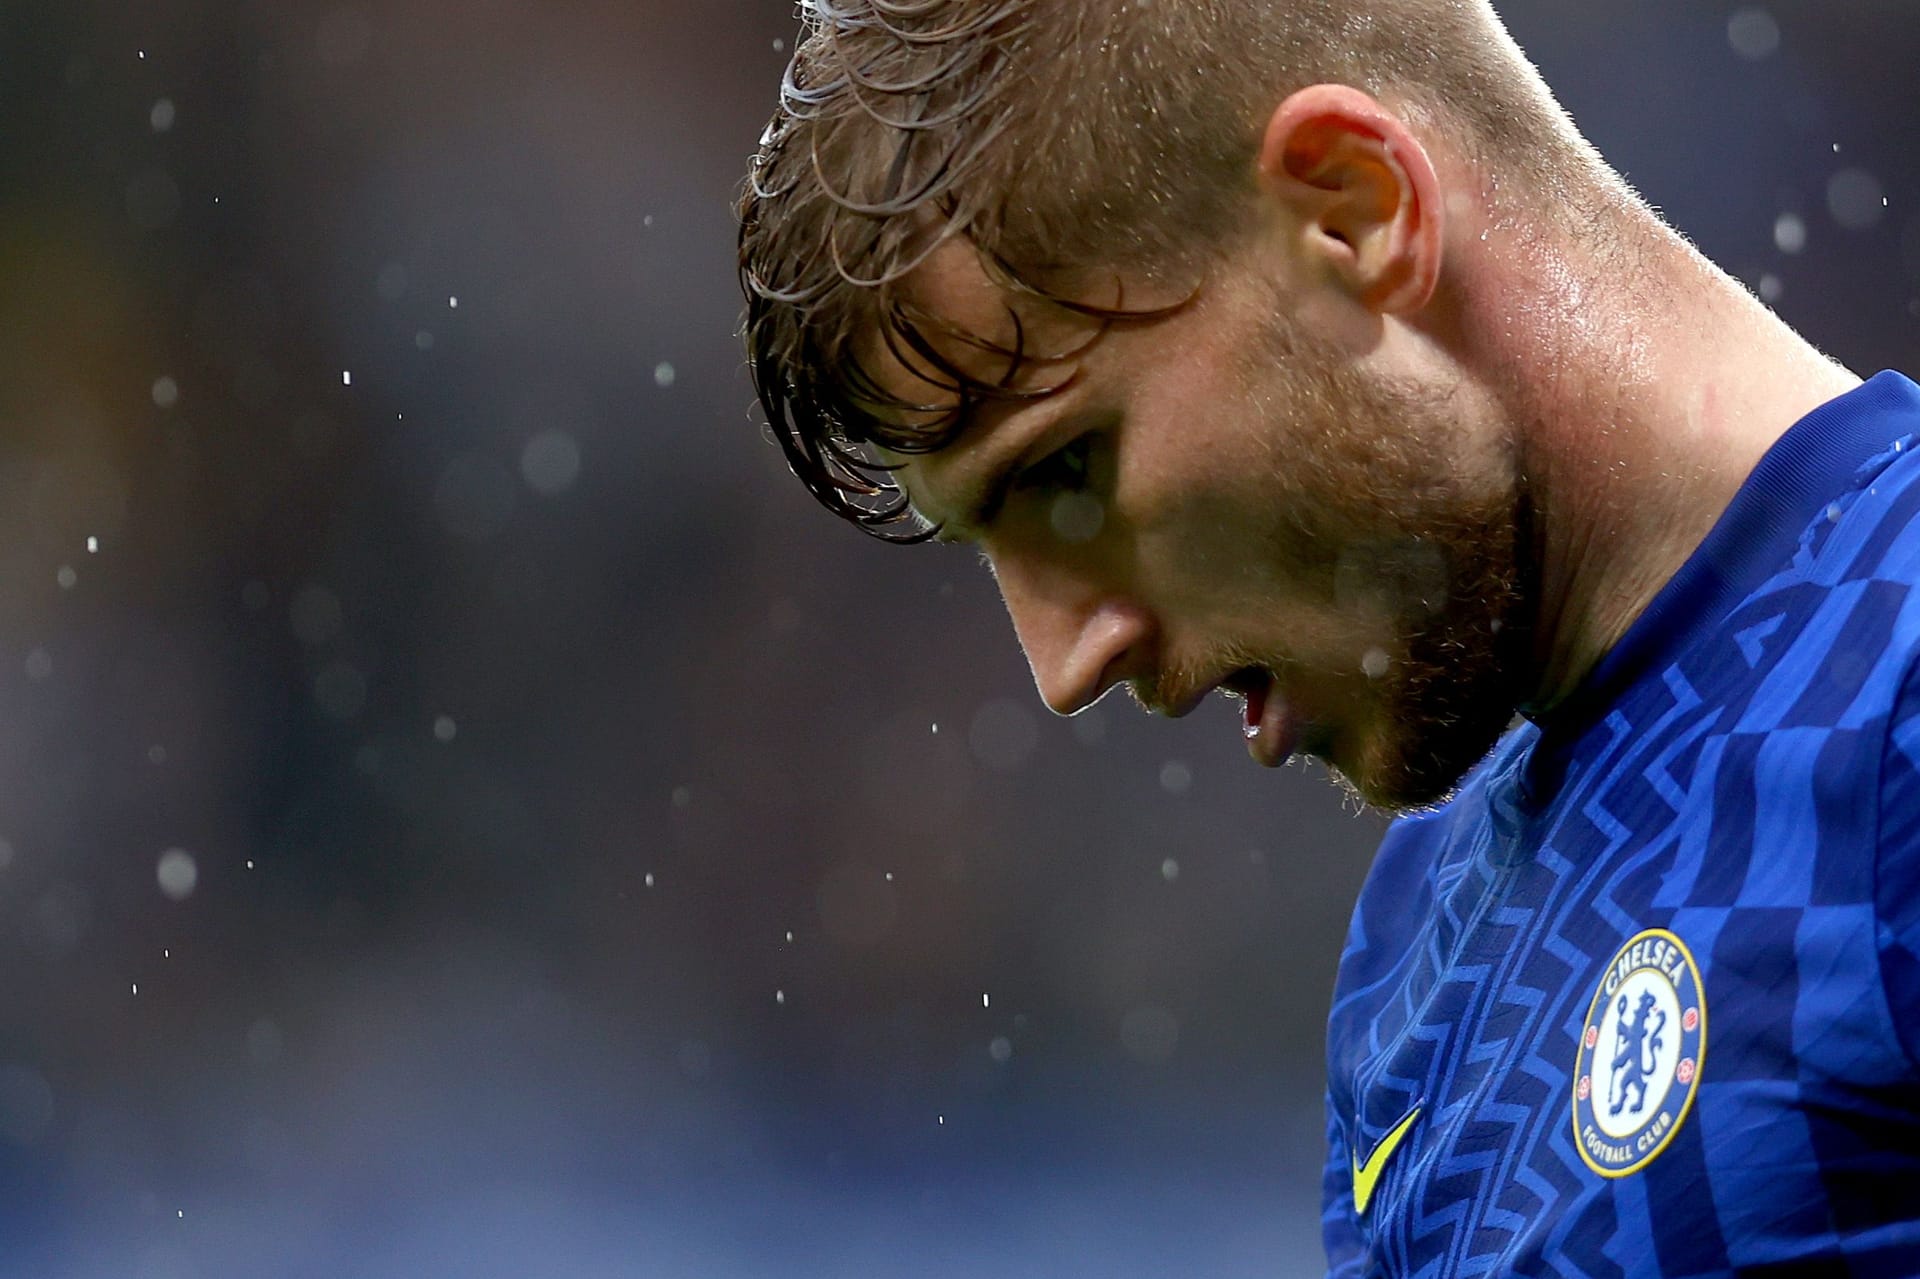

{"left": 1320, "top": 374, "right": 1920, "bottom": 1278}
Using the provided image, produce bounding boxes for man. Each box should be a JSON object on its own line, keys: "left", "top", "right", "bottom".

{"left": 737, "top": 1, "right": 1920, "bottom": 1273}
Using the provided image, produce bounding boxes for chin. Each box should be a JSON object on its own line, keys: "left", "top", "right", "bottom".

{"left": 1331, "top": 761, "right": 1468, "bottom": 816}
{"left": 1323, "top": 703, "right": 1514, "bottom": 816}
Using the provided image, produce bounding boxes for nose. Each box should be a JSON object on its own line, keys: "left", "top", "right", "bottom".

{"left": 991, "top": 552, "right": 1154, "bottom": 717}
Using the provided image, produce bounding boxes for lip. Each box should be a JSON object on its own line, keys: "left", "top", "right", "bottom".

{"left": 1158, "top": 666, "right": 1299, "bottom": 767}
{"left": 1163, "top": 665, "right": 1265, "bottom": 718}
{"left": 1243, "top": 676, "right": 1298, "bottom": 768}
{"left": 1200, "top": 666, "right": 1299, "bottom": 768}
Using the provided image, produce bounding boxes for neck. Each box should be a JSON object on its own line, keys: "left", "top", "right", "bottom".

{"left": 1475, "top": 220, "right": 1862, "bottom": 713}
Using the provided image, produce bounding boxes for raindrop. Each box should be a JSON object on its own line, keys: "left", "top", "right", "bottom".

{"left": 151, "top": 376, "right": 179, "bottom": 408}
{"left": 520, "top": 430, "right": 582, "bottom": 496}
{"left": 448, "top": 295, "right": 459, "bottom": 308}
{"left": 981, "top": 992, "right": 990, "bottom": 1009}
{"left": 1049, "top": 492, "right": 1104, "bottom": 543}
{"left": 1361, "top": 647, "right": 1390, "bottom": 679}
{"left": 149, "top": 98, "right": 175, "bottom": 132}
{"left": 55, "top": 566, "right": 76, "bottom": 590}
{"left": 1726, "top": 8, "right": 1780, "bottom": 60}
{"left": 1773, "top": 212, "right": 1807, "bottom": 255}
{"left": 1758, "top": 274, "right": 1784, "bottom": 303}
{"left": 643, "top": 872, "right": 655, "bottom": 888}
{"left": 414, "top": 330, "right": 435, "bottom": 350}
{"left": 775, "top": 990, "right": 786, "bottom": 1005}
{"left": 0, "top": 840, "right": 12, "bottom": 870}
{"left": 671, "top": 786, "right": 691, "bottom": 808}
{"left": 432, "top": 715, "right": 457, "bottom": 742}
{"left": 968, "top": 698, "right": 1039, "bottom": 771}
{"left": 1160, "top": 857, "right": 1180, "bottom": 882}
{"left": 988, "top": 1036, "right": 1013, "bottom": 1063}
{"left": 155, "top": 848, "right": 198, "bottom": 901}
{"left": 816, "top": 860, "right": 898, "bottom": 947}
{"left": 1158, "top": 760, "right": 1192, "bottom": 794}
{"left": 148, "top": 745, "right": 167, "bottom": 764}
{"left": 85, "top": 536, "right": 98, "bottom": 554}
{"left": 1826, "top": 168, "right": 1886, "bottom": 231}
{"left": 654, "top": 362, "right": 677, "bottom": 388}
{"left": 24, "top": 649, "right": 51, "bottom": 681}
{"left": 341, "top": 369, "right": 352, "bottom": 386}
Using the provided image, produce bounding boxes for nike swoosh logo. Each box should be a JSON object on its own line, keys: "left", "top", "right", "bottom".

{"left": 1352, "top": 1103, "right": 1422, "bottom": 1216}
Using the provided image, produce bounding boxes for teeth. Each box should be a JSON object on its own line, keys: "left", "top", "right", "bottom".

{"left": 1243, "top": 677, "right": 1295, "bottom": 769}
{"left": 1241, "top": 679, "right": 1267, "bottom": 739}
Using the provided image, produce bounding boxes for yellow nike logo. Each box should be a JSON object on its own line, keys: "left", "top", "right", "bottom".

{"left": 1352, "top": 1104, "right": 1422, "bottom": 1216}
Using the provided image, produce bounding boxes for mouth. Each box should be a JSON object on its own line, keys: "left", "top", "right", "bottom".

{"left": 1215, "top": 666, "right": 1298, "bottom": 768}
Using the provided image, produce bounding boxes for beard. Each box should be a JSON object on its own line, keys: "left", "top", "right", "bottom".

{"left": 1159, "top": 288, "right": 1537, "bottom": 814}
{"left": 1330, "top": 494, "right": 1534, "bottom": 813}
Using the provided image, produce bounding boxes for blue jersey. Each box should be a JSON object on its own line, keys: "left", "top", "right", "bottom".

{"left": 1322, "top": 371, "right": 1920, "bottom": 1277}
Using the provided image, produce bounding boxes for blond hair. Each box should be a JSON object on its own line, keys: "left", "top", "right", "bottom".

{"left": 739, "top": 0, "right": 1623, "bottom": 538}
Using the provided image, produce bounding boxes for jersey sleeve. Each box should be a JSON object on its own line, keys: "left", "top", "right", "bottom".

{"left": 1320, "top": 1094, "right": 1364, "bottom": 1278}
{"left": 1876, "top": 655, "right": 1920, "bottom": 1070}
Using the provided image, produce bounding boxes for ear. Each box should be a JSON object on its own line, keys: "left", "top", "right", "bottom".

{"left": 1256, "top": 84, "right": 1443, "bottom": 316}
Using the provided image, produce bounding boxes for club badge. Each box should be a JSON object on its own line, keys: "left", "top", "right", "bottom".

{"left": 1571, "top": 927, "right": 1706, "bottom": 1178}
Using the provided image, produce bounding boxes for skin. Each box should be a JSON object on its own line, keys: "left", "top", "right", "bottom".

{"left": 872, "top": 84, "right": 1861, "bottom": 812}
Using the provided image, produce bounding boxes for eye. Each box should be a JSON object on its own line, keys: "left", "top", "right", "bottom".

{"left": 1014, "top": 435, "right": 1094, "bottom": 495}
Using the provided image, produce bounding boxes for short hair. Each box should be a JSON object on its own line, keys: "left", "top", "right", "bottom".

{"left": 738, "top": 0, "right": 1622, "bottom": 540}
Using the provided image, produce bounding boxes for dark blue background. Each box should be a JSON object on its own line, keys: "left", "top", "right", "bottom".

{"left": 0, "top": 2, "right": 1913, "bottom": 1274}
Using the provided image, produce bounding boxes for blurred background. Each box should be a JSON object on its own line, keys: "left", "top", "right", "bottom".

{"left": 0, "top": 1, "right": 1915, "bottom": 1275}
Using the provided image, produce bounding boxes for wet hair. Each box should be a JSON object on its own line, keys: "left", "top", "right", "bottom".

{"left": 737, "top": 0, "right": 1617, "bottom": 540}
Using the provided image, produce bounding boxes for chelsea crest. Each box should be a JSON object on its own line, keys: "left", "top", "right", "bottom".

{"left": 1572, "top": 927, "right": 1706, "bottom": 1178}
